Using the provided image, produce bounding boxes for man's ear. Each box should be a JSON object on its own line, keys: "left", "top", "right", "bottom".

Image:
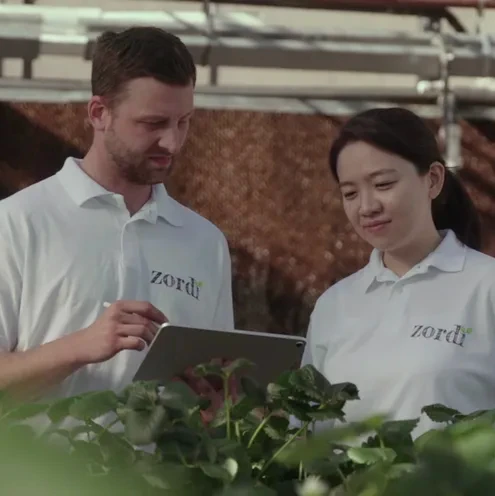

{"left": 87, "top": 96, "right": 109, "bottom": 132}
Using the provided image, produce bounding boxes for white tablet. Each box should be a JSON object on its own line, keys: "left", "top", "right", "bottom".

{"left": 132, "top": 323, "right": 306, "bottom": 386}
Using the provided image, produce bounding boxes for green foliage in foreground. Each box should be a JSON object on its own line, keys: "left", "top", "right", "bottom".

{"left": 1, "top": 359, "right": 495, "bottom": 496}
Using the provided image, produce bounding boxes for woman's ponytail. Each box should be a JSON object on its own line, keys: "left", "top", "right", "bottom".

{"left": 432, "top": 169, "right": 481, "bottom": 250}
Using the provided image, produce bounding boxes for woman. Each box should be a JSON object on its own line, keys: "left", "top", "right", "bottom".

{"left": 302, "top": 107, "right": 495, "bottom": 437}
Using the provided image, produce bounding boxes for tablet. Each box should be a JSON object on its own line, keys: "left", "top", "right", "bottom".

{"left": 132, "top": 324, "right": 306, "bottom": 386}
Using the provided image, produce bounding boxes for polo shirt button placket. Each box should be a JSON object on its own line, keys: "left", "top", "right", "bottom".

{"left": 383, "top": 281, "right": 406, "bottom": 333}
{"left": 118, "top": 220, "right": 141, "bottom": 300}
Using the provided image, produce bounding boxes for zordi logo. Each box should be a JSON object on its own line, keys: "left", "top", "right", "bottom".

{"left": 410, "top": 324, "right": 472, "bottom": 347}
{"left": 150, "top": 271, "right": 202, "bottom": 300}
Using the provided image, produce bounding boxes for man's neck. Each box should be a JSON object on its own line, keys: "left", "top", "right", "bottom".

{"left": 81, "top": 147, "right": 152, "bottom": 216}
{"left": 382, "top": 227, "right": 442, "bottom": 277}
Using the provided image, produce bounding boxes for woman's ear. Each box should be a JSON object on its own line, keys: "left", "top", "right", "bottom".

{"left": 428, "top": 161, "right": 445, "bottom": 200}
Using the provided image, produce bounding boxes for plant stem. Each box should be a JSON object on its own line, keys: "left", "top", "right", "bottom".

{"left": 247, "top": 412, "right": 273, "bottom": 449}
{"left": 298, "top": 462, "right": 304, "bottom": 481}
{"left": 337, "top": 468, "right": 348, "bottom": 491}
{"left": 176, "top": 445, "right": 194, "bottom": 468}
{"left": 257, "top": 422, "right": 310, "bottom": 480}
{"left": 96, "top": 418, "right": 120, "bottom": 441}
{"left": 224, "top": 375, "right": 231, "bottom": 440}
{"left": 235, "top": 421, "right": 241, "bottom": 442}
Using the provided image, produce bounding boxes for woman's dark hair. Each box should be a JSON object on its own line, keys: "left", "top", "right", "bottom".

{"left": 329, "top": 107, "right": 481, "bottom": 250}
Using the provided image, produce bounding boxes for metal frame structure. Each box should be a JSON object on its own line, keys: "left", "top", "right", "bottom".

{"left": 211, "top": 1, "right": 495, "bottom": 8}
{"left": 0, "top": 5, "right": 493, "bottom": 78}
{"left": 1, "top": 1, "right": 495, "bottom": 167}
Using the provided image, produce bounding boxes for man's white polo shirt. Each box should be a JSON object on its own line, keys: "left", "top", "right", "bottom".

{"left": 303, "top": 230, "right": 495, "bottom": 437}
{"left": 0, "top": 157, "right": 234, "bottom": 399}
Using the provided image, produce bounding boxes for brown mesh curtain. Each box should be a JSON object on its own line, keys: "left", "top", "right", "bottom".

{"left": 1, "top": 102, "right": 495, "bottom": 337}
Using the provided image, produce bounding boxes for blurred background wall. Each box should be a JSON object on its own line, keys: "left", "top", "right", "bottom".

{"left": 2, "top": 1, "right": 495, "bottom": 337}
{"left": 2, "top": 103, "right": 495, "bottom": 337}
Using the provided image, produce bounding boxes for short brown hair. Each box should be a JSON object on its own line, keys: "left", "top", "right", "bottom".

{"left": 91, "top": 27, "right": 196, "bottom": 104}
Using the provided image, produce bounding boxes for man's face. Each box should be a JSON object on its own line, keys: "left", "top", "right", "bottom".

{"left": 101, "top": 77, "right": 194, "bottom": 185}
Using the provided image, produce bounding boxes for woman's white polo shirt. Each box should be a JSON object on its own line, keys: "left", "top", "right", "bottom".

{"left": 303, "top": 230, "right": 495, "bottom": 436}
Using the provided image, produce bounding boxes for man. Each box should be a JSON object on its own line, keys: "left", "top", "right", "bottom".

{"left": 0, "top": 27, "right": 234, "bottom": 402}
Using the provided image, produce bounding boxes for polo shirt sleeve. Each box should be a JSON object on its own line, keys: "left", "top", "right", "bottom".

{"left": 0, "top": 208, "right": 22, "bottom": 351}
{"left": 211, "top": 234, "right": 234, "bottom": 331}
{"left": 300, "top": 302, "right": 337, "bottom": 432}
{"left": 300, "top": 300, "right": 329, "bottom": 372}
{"left": 300, "top": 319, "right": 315, "bottom": 367}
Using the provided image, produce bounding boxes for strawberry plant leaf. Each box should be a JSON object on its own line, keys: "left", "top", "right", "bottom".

{"left": 378, "top": 419, "right": 419, "bottom": 440}
{"left": 421, "top": 404, "right": 463, "bottom": 424}
{"left": 326, "top": 382, "right": 360, "bottom": 404}
{"left": 223, "top": 359, "right": 255, "bottom": 377}
{"left": 194, "top": 363, "right": 224, "bottom": 378}
{"left": 241, "top": 376, "right": 266, "bottom": 405}
{"left": 69, "top": 391, "right": 118, "bottom": 421}
{"left": 347, "top": 447, "right": 397, "bottom": 465}
{"left": 198, "top": 462, "right": 233, "bottom": 482}
{"left": 126, "top": 384, "right": 159, "bottom": 410}
{"left": 99, "top": 429, "right": 136, "bottom": 467}
{"left": 289, "top": 365, "right": 331, "bottom": 402}
{"left": 124, "top": 405, "right": 168, "bottom": 445}
{"left": 277, "top": 415, "right": 385, "bottom": 466}
{"left": 263, "top": 416, "right": 289, "bottom": 441}
{"left": 2, "top": 403, "right": 49, "bottom": 422}
{"left": 215, "top": 483, "right": 277, "bottom": 496}
{"left": 159, "top": 381, "right": 200, "bottom": 412}
{"left": 70, "top": 440, "right": 104, "bottom": 465}
{"left": 304, "top": 451, "right": 350, "bottom": 477}
{"left": 47, "top": 396, "right": 81, "bottom": 423}
{"left": 308, "top": 405, "right": 346, "bottom": 422}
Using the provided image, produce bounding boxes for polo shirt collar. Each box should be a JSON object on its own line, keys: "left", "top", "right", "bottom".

{"left": 362, "top": 229, "right": 466, "bottom": 292}
{"left": 150, "top": 182, "right": 184, "bottom": 227}
{"left": 56, "top": 157, "right": 183, "bottom": 227}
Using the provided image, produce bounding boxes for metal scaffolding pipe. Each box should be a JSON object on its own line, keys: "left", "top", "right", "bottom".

{"left": 198, "top": 85, "right": 495, "bottom": 106}
{"left": 0, "top": 7, "right": 494, "bottom": 81}
{"left": 209, "top": 0, "right": 495, "bottom": 10}
{"left": 308, "top": 0, "right": 495, "bottom": 7}
{"left": 2, "top": 77, "right": 495, "bottom": 121}
{"left": 1, "top": 77, "right": 495, "bottom": 105}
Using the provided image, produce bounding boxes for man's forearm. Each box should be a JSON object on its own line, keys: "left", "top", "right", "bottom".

{"left": 0, "top": 335, "right": 84, "bottom": 401}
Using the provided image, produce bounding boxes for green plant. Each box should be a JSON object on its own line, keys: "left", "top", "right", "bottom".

{"left": 279, "top": 403, "right": 495, "bottom": 496}
{"left": 0, "top": 360, "right": 365, "bottom": 495}
{"left": 2, "top": 361, "right": 495, "bottom": 496}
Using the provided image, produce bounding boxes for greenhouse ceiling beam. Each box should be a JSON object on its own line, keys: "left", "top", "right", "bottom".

{"left": 2, "top": 78, "right": 495, "bottom": 120}
{"left": 205, "top": 0, "right": 495, "bottom": 9}
{"left": 2, "top": 30, "right": 495, "bottom": 80}
{"left": 0, "top": 6, "right": 494, "bottom": 80}
{"left": 0, "top": 5, "right": 468, "bottom": 39}
{"left": 194, "top": 0, "right": 488, "bottom": 32}
{"left": 1, "top": 77, "right": 495, "bottom": 105}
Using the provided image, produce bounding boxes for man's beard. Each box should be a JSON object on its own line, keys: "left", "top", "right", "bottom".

{"left": 104, "top": 128, "right": 173, "bottom": 186}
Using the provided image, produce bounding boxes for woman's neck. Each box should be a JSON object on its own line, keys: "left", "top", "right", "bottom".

{"left": 382, "top": 227, "right": 443, "bottom": 277}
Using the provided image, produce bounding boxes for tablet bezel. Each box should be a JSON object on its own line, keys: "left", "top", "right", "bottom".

{"left": 132, "top": 323, "right": 306, "bottom": 386}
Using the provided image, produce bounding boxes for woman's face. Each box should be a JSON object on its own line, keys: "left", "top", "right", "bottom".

{"left": 336, "top": 141, "right": 444, "bottom": 254}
